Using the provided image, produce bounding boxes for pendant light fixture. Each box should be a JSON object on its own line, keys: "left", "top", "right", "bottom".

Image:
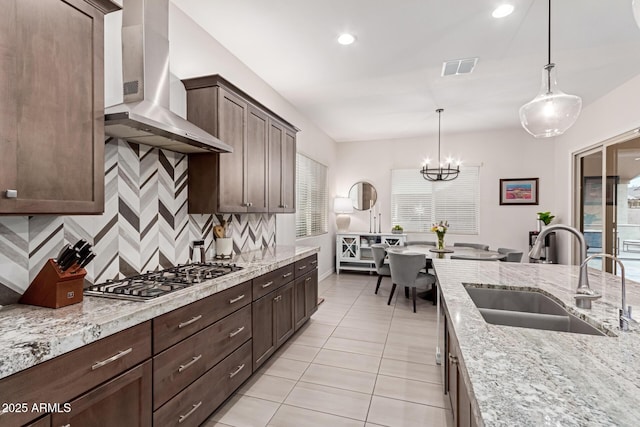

{"left": 633, "top": 0, "right": 640, "bottom": 29}
{"left": 420, "top": 109, "right": 460, "bottom": 182}
{"left": 519, "top": 0, "right": 582, "bottom": 138}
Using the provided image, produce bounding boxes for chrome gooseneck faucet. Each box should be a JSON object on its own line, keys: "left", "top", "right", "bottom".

{"left": 528, "top": 224, "right": 601, "bottom": 309}
{"left": 582, "top": 253, "right": 634, "bottom": 331}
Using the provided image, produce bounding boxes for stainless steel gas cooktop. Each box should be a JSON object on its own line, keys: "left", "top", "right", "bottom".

{"left": 84, "top": 263, "right": 243, "bottom": 301}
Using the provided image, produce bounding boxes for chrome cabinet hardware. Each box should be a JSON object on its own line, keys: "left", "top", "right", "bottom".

{"left": 298, "top": 265, "right": 307, "bottom": 270}
{"left": 229, "top": 326, "right": 245, "bottom": 338}
{"left": 305, "top": 277, "right": 311, "bottom": 282}
{"left": 229, "top": 294, "right": 245, "bottom": 304}
{"left": 310, "top": 260, "right": 317, "bottom": 265}
{"left": 91, "top": 348, "right": 133, "bottom": 370}
{"left": 178, "top": 355, "right": 202, "bottom": 373}
{"left": 178, "top": 314, "right": 203, "bottom": 329}
{"left": 178, "top": 401, "right": 202, "bottom": 423}
{"left": 5, "top": 189, "right": 17, "bottom": 198}
{"left": 274, "top": 295, "right": 282, "bottom": 302}
{"left": 229, "top": 364, "right": 245, "bottom": 378}
{"left": 261, "top": 281, "right": 274, "bottom": 288}
{"left": 448, "top": 353, "right": 458, "bottom": 365}
{"left": 282, "top": 272, "right": 292, "bottom": 278}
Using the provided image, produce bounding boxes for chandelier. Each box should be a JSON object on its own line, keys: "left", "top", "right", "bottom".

{"left": 519, "top": 0, "right": 582, "bottom": 138}
{"left": 420, "top": 109, "right": 460, "bottom": 182}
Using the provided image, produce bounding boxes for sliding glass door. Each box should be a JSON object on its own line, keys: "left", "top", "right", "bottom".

{"left": 604, "top": 137, "right": 640, "bottom": 277}
{"left": 576, "top": 132, "right": 640, "bottom": 279}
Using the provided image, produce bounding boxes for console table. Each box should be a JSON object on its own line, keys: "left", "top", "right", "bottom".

{"left": 336, "top": 232, "right": 406, "bottom": 274}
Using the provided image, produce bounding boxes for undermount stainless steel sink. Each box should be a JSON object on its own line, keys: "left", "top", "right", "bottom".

{"left": 464, "top": 286, "right": 606, "bottom": 336}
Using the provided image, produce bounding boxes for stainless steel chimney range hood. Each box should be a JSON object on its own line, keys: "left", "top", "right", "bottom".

{"left": 104, "top": 0, "right": 232, "bottom": 154}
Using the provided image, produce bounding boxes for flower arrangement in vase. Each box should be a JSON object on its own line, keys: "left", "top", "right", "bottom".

{"left": 431, "top": 221, "right": 449, "bottom": 250}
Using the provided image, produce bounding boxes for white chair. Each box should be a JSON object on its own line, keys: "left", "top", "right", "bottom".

{"left": 387, "top": 251, "right": 436, "bottom": 312}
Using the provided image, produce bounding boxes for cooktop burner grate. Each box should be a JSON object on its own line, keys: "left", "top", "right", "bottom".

{"left": 84, "top": 262, "right": 242, "bottom": 301}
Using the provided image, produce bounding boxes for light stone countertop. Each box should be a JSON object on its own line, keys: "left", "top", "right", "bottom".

{"left": 433, "top": 259, "right": 640, "bottom": 427}
{"left": 0, "top": 245, "right": 319, "bottom": 381}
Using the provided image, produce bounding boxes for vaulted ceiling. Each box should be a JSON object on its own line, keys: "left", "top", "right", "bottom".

{"left": 173, "top": 0, "right": 640, "bottom": 142}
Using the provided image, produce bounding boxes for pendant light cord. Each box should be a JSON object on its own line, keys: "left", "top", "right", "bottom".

{"left": 436, "top": 109, "right": 443, "bottom": 166}
{"left": 547, "top": 0, "right": 551, "bottom": 65}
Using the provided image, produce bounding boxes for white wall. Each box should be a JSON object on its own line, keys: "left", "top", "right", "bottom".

{"left": 335, "top": 128, "right": 557, "bottom": 258}
{"left": 103, "top": 7, "right": 339, "bottom": 279}
{"left": 554, "top": 74, "right": 640, "bottom": 264}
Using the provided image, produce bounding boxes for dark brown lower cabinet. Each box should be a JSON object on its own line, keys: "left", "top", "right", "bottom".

{"left": 274, "top": 281, "right": 295, "bottom": 348}
{"left": 294, "top": 268, "right": 319, "bottom": 331}
{"left": 252, "top": 290, "right": 277, "bottom": 370}
{"left": 51, "top": 360, "right": 152, "bottom": 427}
{"left": 23, "top": 415, "right": 50, "bottom": 427}
{"left": 153, "top": 341, "right": 252, "bottom": 427}
{"left": 445, "top": 314, "right": 477, "bottom": 427}
{"left": 252, "top": 280, "right": 295, "bottom": 371}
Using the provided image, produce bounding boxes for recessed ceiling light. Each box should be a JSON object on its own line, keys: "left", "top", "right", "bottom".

{"left": 337, "top": 33, "right": 356, "bottom": 45}
{"left": 492, "top": 4, "right": 514, "bottom": 18}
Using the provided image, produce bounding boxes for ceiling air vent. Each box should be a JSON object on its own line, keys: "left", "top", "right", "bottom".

{"left": 441, "top": 57, "right": 478, "bottom": 76}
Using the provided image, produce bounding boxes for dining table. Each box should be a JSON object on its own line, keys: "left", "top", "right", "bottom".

{"left": 388, "top": 244, "right": 507, "bottom": 261}
{"left": 385, "top": 245, "right": 506, "bottom": 305}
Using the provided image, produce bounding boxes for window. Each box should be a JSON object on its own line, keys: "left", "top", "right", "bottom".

{"left": 296, "top": 153, "right": 328, "bottom": 238}
{"left": 391, "top": 167, "right": 480, "bottom": 234}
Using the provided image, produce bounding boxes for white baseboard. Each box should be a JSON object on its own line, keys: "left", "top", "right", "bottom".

{"left": 318, "top": 269, "right": 333, "bottom": 282}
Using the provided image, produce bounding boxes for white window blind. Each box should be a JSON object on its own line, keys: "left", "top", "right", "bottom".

{"left": 296, "top": 153, "right": 328, "bottom": 238}
{"left": 391, "top": 167, "right": 480, "bottom": 234}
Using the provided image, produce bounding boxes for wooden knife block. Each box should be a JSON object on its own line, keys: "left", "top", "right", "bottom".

{"left": 19, "top": 259, "right": 86, "bottom": 309}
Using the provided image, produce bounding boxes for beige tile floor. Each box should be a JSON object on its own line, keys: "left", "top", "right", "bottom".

{"left": 203, "top": 273, "right": 453, "bottom": 427}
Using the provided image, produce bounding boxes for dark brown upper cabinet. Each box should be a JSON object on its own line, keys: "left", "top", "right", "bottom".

{"left": 0, "top": 0, "right": 120, "bottom": 214}
{"left": 183, "top": 75, "right": 298, "bottom": 214}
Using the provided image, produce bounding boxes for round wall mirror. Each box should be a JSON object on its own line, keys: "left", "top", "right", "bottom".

{"left": 348, "top": 181, "right": 378, "bottom": 211}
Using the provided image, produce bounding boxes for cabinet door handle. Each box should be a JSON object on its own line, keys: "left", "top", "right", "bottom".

{"left": 5, "top": 189, "right": 17, "bottom": 198}
{"left": 178, "top": 401, "right": 202, "bottom": 423}
{"left": 178, "top": 314, "right": 203, "bottom": 329}
{"left": 448, "top": 353, "right": 458, "bottom": 365}
{"left": 178, "top": 354, "right": 203, "bottom": 373}
{"left": 229, "top": 364, "right": 245, "bottom": 378}
{"left": 91, "top": 348, "right": 133, "bottom": 370}
{"left": 282, "top": 272, "right": 292, "bottom": 278}
{"left": 249, "top": 202, "right": 253, "bottom": 207}
{"left": 229, "top": 294, "right": 245, "bottom": 304}
{"left": 261, "top": 281, "right": 274, "bottom": 288}
{"left": 298, "top": 265, "right": 307, "bottom": 271}
{"left": 274, "top": 295, "right": 281, "bottom": 302}
{"left": 305, "top": 277, "right": 311, "bottom": 282}
{"left": 229, "top": 326, "right": 245, "bottom": 338}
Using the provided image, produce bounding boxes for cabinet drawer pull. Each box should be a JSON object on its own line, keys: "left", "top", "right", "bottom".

{"left": 91, "top": 348, "right": 133, "bottom": 370}
{"left": 61, "top": 424, "right": 71, "bottom": 427}
{"left": 178, "top": 401, "right": 202, "bottom": 423}
{"left": 178, "top": 314, "right": 203, "bottom": 329}
{"left": 305, "top": 277, "right": 311, "bottom": 282}
{"left": 298, "top": 265, "right": 307, "bottom": 271}
{"left": 282, "top": 272, "right": 292, "bottom": 278}
{"left": 5, "top": 189, "right": 17, "bottom": 198}
{"left": 229, "top": 294, "right": 245, "bottom": 304}
{"left": 449, "top": 353, "right": 459, "bottom": 365}
{"left": 310, "top": 260, "right": 317, "bottom": 265}
{"left": 261, "top": 281, "right": 274, "bottom": 289}
{"left": 178, "top": 354, "right": 203, "bottom": 373}
{"left": 229, "top": 364, "right": 245, "bottom": 378}
{"left": 229, "top": 326, "right": 246, "bottom": 338}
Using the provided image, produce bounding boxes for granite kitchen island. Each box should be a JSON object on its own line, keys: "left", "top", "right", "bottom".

{"left": 433, "top": 259, "right": 640, "bottom": 427}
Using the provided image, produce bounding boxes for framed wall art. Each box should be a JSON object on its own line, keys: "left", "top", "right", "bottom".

{"left": 499, "top": 178, "right": 539, "bottom": 205}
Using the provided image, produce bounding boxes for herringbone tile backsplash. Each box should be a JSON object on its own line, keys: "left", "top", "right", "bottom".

{"left": 0, "top": 138, "right": 276, "bottom": 305}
